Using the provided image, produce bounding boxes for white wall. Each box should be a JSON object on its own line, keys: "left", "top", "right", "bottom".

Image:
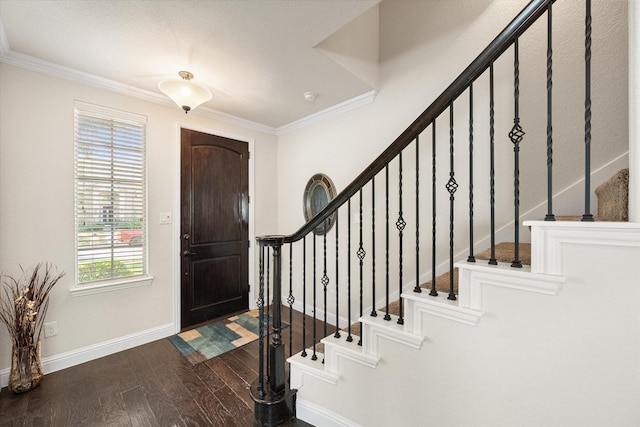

{"left": 276, "top": 0, "right": 629, "bottom": 317}
{"left": 0, "top": 63, "right": 278, "bottom": 375}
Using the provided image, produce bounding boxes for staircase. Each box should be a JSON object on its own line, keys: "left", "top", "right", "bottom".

{"left": 286, "top": 171, "right": 635, "bottom": 427}
{"left": 251, "top": 1, "right": 637, "bottom": 425}
{"left": 288, "top": 220, "right": 639, "bottom": 427}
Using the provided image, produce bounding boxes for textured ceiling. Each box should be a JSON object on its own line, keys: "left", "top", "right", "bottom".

{"left": 0, "top": 0, "right": 380, "bottom": 129}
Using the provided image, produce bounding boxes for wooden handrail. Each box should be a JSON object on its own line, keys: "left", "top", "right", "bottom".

{"left": 271, "top": 0, "right": 554, "bottom": 245}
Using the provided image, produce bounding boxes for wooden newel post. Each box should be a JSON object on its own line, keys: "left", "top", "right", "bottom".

{"left": 251, "top": 235, "right": 296, "bottom": 426}
{"left": 269, "top": 239, "right": 286, "bottom": 394}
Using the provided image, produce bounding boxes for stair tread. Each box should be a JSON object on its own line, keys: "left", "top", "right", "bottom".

{"left": 306, "top": 242, "right": 533, "bottom": 354}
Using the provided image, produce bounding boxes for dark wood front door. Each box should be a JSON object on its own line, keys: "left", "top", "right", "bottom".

{"left": 180, "top": 128, "right": 249, "bottom": 329}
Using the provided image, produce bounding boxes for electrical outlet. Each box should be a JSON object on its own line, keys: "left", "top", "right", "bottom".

{"left": 44, "top": 321, "right": 58, "bottom": 338}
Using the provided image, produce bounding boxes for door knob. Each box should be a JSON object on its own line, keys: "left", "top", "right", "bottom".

{"left": 183, "top": 250, "right": 197, "bottom": 257}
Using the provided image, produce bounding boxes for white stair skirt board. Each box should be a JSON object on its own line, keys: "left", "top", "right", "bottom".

{"left": 0, "top": 323, "right": 174, "bottom": 388}
{"left": 526, "top": 220, "right": 640, "bottom": 275}
{"left": 296, "top": 398, "right": 363, "bottom": 427}
{"left": 288, "top": 222, "right": 640, "bottom": 426}
{"left": 322, "top": 334, "right": 379, "bottom": 373}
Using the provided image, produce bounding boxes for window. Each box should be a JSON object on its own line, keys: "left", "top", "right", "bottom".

{"left": 74, "top": 102, "right": 147, "bottom": 286}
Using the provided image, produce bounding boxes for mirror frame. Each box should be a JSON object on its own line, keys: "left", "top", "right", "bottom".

{"left": 303, "top": 173, "right": 337, "bottom": 235}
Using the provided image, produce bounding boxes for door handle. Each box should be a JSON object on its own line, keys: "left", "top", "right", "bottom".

{"left": 183, "top": 250, "right": 197, "bottom": 257}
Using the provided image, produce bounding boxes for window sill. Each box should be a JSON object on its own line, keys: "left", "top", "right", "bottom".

{"left": 70, "top": 275, "right": 154, "bottom": 297}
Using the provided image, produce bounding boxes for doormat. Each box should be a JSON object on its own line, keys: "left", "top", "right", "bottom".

{"left": 168, "top": 309, "right": 287, "bottom": 365}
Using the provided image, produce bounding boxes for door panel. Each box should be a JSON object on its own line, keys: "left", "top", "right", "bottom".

{"left": 181, "top": 128, "right": 249, "bottom": 329}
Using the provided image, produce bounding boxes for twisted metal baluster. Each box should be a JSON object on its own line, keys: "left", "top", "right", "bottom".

{"left": 301, "top": 237, "right": 307, "bottom": 357}
{"left": 430, "top": 121, "right": 439, "bottom": 296}
{"left": 322, "top": 219, "right": 328, "bottom": 363}
{"left": 266, "top": 247, "right": 271, "bottom": 380}
{"left": 347, "top": 199, "right": 353, "bottom": 342}
{"left": 357, "top": 189, "right": 366, "bottom": 345}
{"left": 256, "top": 243, "right": 265, "bottom": 397}
{"left": 384, "top": 165, "right": 391, "bottom": 320}
{"left": 510, "top": 38, "right": 525, "bottom": 268}
{"left": 414, "top": 135, "right": 422, "bottom": 293}
{"left": 288, "top": 243, "right": 294, "bottom": 357}
{"left": 334, "top": 214, "right": 341, "bottom": 338}
{"left": 468, "top": 84, "right": 476, "bottom": 262}
{"left": 371, "top": 177, "right": 377, "bottom": 317}
{"left": 312, "top": 233, "right": 318, "bottom": 360}
{"left": 489, "top": 63, "right": 498, "bottom": 266}
{"left": 582, "top": 0, "right": 594, "bottom": 222}
{"left": 397, "top": 152, "right": 406, "bottom": 324}
{"left": 545, "top": 3, "right": 556, "bottom": 221}
{"left": 446, "top": 104, "right": 458, "bottom": 300}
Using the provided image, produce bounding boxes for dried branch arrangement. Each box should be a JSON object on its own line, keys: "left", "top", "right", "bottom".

{"left": 0, "top": 263, "right": 65, "bottom": 348}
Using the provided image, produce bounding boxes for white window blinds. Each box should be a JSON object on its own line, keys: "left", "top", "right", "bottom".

{"left": 74, "top": 102, "right": 147, "bottom": 284}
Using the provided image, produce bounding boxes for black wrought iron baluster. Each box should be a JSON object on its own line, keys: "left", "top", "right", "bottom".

{"left": 446, "top": 104, "right": 458, "bottom": 300}
{"left": 288, "top": 243, "right": 294, "bottom": 357}
{"left": 414, "top": 135, "right": 422, "bottom": 293}
{"left": 266, "top": 247, "right": 271, "bottom": 380}
{"left": 582, "top": 0, "right": 594, "bottom": 222}
{"left": 384, "top": 165, "right": 391, "bottom": 320}
{"left": 257, "top": 243, "right": 265, "bottom": 397}
{"left": 347, "top": 199, "right": 353, "bottom": 342}
{"left": 430, "top": 121, "right": 438, "bottom": 296}
{"left": 397, "top": 152, "right": 406, "bottom": 323}
{"left": 489, "top": 63, "right": 498, "bottom": 266}
{"left": 301, "top": 237, "right": 307, "bottom": 357}
{"left": 312, "top": 233, "right": 318, "bottom": 360}
{"left": 468, "top": 84, "right": 476, "bottom": 262}
{"left": 357, "top": 189, "right": 366, "bottom": 345}
{"left": 510, "top": 38, "right": 525, "bottom": 268}
{"left": 322, "top": 218, "right": 329, "bottom": 362}
{"left": 371, "top": 177, "right": 377, "bottom": 317}
{"left": 545, "top": 3, "right": 556, "bottom": 222}
{"left": 334, "top": 215, "right": 340, "bottom": 339}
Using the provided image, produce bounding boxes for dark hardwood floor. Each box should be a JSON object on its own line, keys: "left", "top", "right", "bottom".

{"left": 0, "top": 308, "right": 323, "bottom": 427}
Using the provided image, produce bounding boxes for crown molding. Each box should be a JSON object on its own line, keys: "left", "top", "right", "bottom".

{"left": 0, "top": 19, "right": 376, "bottom": 137}
{"left": 276, "top": 89, "right": 378, "bottom": 135}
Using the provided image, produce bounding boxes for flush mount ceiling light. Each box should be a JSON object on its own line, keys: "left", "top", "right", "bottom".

{"left": 158, "top": 71, "right": 212, "bottom": 114}
{"left": 304, "top": 91, "right": 317, "bottom": 102}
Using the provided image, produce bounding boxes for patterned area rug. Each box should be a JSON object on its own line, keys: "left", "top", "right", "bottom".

{"left": 169, "top": 310, "right": 261, "bottom": 365}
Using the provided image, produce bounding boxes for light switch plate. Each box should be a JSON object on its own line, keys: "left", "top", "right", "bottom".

{"left": 160, "top": 213, "right": 172, "bottom": 224}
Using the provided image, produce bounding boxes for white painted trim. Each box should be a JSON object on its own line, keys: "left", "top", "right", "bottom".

{"left": 403, "top": 291, "right": 482, "bottom": 330}
{"left": 526, "top": 221, "right": 640, "bottom": 275}
{"left": 1, "top": 20, "right": 379, "bottom": 136}
{"left": 0, "top": 20, "right": 275, "bottom": 136}
{"left": 296, "top": 398, "right": 362, "bottom": 427}
{"left": 360, "top": 314, "right": 424, "bottom": 355}
{"left": 173, "top": 124, "right": 256, "bottom": 333}
{"left": 322, "top": 335, "right": 379, "bottom": 372}
{"left": 70, "top": 275, "right": 153, "bottom": 297}
{"left": 0, "top": 323, "right": 174, "bottom": 388}
{"left": 456, "top": 262, "right": 565, "bottom": 312}
{"left": 288, "top": 351, "right": 339, "bottom": 386}
{"left": 276, "top": 90, "right": 378, "bottom": 135}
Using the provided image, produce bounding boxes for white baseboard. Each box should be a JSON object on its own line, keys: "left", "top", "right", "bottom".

{"left": 0, "top": 323, "right": 175, "bottom": 388}
{"left": 296, "top": 397, "right": 362, "bottom": 427}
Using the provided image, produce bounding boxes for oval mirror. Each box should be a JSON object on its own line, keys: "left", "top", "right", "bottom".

{"left": 303, "top": 173, "right": 337, "bottom": 235}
